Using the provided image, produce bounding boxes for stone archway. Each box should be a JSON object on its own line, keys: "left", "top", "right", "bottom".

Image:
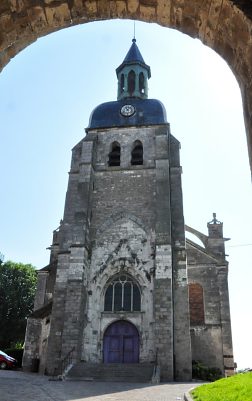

{"left": 1, "top": 1, "right": 252, "bottom": 170}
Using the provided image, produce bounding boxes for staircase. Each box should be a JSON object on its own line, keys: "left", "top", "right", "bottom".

{"left": 67, "top": 362, "right": 154, "bottom": 382}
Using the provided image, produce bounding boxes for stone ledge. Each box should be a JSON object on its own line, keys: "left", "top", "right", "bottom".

{"left": 184, "top": 389, "right": 195, "bottom": 401}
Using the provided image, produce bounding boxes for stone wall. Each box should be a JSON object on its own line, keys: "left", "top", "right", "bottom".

{"left": 190, "top": 326, "right": 224, "bottom": 369}
{"left": 22, "top": 318, "right": 42, "bottom": 371}
{"left": 188, "top": 264, "right": 224, "bottom": 371}
{"left": 169, "top": 134, "right": 192, "bottom": 381}
{"left": 187, "top": 237, "right": 234, "bottom": 375}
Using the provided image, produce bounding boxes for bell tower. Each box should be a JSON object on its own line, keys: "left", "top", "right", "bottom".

{"left": 116, "top": 38, "right": 151, "bottom": 100}
{"left": 24, "top": 39, "right": 193, "bottom": 381}
{"left": 23, "top": 38, "right": 234, "bottom": 381}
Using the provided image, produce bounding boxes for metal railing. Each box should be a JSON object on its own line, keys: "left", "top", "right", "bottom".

{"left": 151, "top": 350, "right": 160, "bottom": 383}
{"left": 60, "top": 347, "right": 75, "bottom": 377}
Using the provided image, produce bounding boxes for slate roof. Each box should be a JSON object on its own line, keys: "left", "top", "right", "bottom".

{"left": 87, "top": 98, "right": 167, "bottom": 129}
{"left": 116, "top": 39, "right": 151, "bottom": 78}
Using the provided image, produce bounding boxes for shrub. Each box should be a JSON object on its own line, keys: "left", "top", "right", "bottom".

{"left": 4, "top": 348, "right": 24, "bottom": 367}
{"left": 192, "top": 360, "right": 222, "bottom": 382}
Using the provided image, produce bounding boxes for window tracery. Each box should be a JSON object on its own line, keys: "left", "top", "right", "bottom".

{"left": 104, "top": 274, "right": 141, "bottom": 312}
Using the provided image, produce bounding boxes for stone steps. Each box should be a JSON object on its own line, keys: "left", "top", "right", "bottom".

{"left": 67, "top": 362, "right": 154, "bottom": 382}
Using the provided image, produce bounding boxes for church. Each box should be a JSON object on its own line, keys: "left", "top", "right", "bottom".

{"left": 23, "top": 39, "right": 234, "bottom": 381}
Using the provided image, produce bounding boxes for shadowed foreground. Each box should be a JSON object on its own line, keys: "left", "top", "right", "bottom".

{"left": 0, "top": 370, "right": 201, "bottom": 401}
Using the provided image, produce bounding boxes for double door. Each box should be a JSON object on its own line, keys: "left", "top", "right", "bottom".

{"left": 103, "top": 320, "right": 139, "bottom": 363}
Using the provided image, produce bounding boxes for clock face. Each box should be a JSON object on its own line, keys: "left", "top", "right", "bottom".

{"left": 121, "top": 104, "right": 135, "bottom": 117}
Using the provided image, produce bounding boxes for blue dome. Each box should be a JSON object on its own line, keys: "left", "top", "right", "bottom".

{"left": 87, "top": 98, "right": 167, "bottom": 129}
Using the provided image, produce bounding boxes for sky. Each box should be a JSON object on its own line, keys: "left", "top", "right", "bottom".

{"left": 0, "top": 20, "right": 251, "bottom": 370}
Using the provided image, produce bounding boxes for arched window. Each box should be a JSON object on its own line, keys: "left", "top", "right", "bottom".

{"left": 131, "top": 140, "right": 143, "bottom": 165}
{"left": 139, "top": 72, "right": 145, "bottom": 94}
{"left": 104, "top": 274, "right": 141, "bottom": 312}
{"left": 128, "top": 70, "right": 135, "bottom": 95}
{"left": 189, "top": 283, "right": 205, "bottom": 325}
{"left": 120, "top": 74, "right": 125, "bottom": 94}
{"left": 108, "top": 142, "right": 120, "bottom": 167}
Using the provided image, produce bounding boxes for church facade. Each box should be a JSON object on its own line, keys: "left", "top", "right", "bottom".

{"left": 23, "top": 40, "right": 234, "bottom": 381}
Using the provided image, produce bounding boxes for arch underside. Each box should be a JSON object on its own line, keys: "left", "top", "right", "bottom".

{"left": 1, "top": 0, "right": 252, "bottom": 171}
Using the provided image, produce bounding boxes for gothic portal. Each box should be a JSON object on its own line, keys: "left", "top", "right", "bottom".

{"left": 23, "top": 40, "right": 234, "bottom": 381}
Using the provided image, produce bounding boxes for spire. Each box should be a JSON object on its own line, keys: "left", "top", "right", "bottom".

{"left": 121, "top": 39, "right": 148, "bottom": 69}
{"left": 116, "top": 39, "right": 151, "bottom": 100}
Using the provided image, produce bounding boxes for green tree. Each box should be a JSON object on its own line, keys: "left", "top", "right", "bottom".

{"left": 0, "top": 260, "right": 37, "bottom": 349}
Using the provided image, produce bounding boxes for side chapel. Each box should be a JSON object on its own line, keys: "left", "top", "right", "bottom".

{"left": 23, "top": 39, "right": 234, "bottom": 381}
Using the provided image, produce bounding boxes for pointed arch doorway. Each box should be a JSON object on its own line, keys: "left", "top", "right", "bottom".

{"left": 103, "top": 320, "right": 139, "bottom": 363}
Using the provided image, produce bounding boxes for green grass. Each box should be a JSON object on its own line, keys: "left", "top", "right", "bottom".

{"left": 191, "top": 372, "right": 252, "bottom": 401}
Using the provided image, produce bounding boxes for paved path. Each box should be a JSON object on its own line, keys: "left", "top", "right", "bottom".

{"left": 0, "top": 370, "right": 200, "bottom": 401}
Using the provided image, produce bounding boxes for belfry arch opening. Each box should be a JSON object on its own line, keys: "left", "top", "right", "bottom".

{"left": 128, "top": 70, "right": 136, "bottom": 95}
{"left": 120, "top": 74, "right": 125, "bottom": 94}
{"left": 139, "top": 72, "right": 145, "bottom": 95}
{"left": 131, "top": 140, "right": 143, "bottom": 166}
{"left": 108, "top": 141, "right": 121, "bottom": 167}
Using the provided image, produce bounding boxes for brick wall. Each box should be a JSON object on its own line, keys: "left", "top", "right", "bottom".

{"left": 189, "top": 283, "right": 205, "bottom": 325}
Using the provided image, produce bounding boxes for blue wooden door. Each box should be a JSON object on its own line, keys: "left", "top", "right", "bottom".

{"left": 107, "top": 335, "right": 121, "bottom": 363}
{"left": 103, "top": 320, "right": 139, "bottom": 363}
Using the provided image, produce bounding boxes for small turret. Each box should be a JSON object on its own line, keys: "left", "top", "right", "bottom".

{"left": 207, "top": 213, "right": 230, "bottom": 260}
{"left": 116, "top": 39, "right": 151, "bottom": 100}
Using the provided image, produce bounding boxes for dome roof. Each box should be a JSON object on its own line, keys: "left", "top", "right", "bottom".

{"left": 87, "top": 98, "right": 167, "bottom": 130}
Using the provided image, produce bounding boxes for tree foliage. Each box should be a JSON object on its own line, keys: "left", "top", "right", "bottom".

{"left": 0, "top": 260, "right": 37, "bottom": 349}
